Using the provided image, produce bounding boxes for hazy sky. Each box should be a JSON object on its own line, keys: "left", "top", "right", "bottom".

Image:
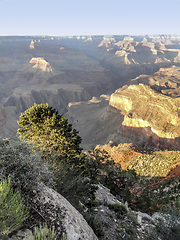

{"left": 0, "top": 0, "right": 180, "bottom": 36}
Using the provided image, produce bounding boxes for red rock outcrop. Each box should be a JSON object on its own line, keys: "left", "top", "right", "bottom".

{"left": 121, "top": 125, "right": 180, "bottom": 150}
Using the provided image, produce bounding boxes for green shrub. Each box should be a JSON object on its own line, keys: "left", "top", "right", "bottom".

{"left": 123, "top": 224, "right": 137, "bottom": 240}
{"left": 0, "top": 139, "right": 55, "bottom": 201}
{"left": 0, "top": 177, "right": 29, "bottom": 235}
{"left": 85, "top": 148, "right": 137, "bottom": 203}
{"left": 128, "top": 151, "right": 180, "bottom": 177}
{"left": 109, "top": 203, "right": 127, "bottom": 218}
{"left": 85, "top": 149, "right": 112, "bottom": 182}
{"left": 27, "top": 224, "right": 57, "bottom": 240}
{"left": 154, "top": 212, "right": 180, "bottom": 240}
{"left": 55, "top": 156, "right": 97, "bottom": 212}
{"left": 83, "top": 213, "right": 104, "bottom": 238}
{"left": 17, "top": 103, "right": 82, "bottom": 159}
{"left": 132, "top": 176, "right": 180, "bottom": 213}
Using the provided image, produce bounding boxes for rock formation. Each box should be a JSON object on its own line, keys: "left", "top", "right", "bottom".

{"left": 65, "top": 96, "right": 128, "bottom": 150}
{"left": 96, "top": 35, "right": 180, "bottom": 65}
{"left": 29, "top": 40, "right": 35, "bottom": 49}
{"left": 29, "top": 58, "right": 53, "bottom": 72}
{"left": 1, "top": 35, "right": 180, "bottom": 142}
{"left": 128, "top": 65, "right": 180, "bottom": 97}
{"left": 2, "top": 182, "right": 98, "bottom": 240}
{"left": 6, "top": 182, "right": 172, "bottom": 240}
{"left": 109, "top": 84, "right": 180, "bottom": 150}
{"left": 35, "top": 183, "right": 98, "bottom": 240}
{"left": 98, "top": 35, "right": 116, "bottom": 48}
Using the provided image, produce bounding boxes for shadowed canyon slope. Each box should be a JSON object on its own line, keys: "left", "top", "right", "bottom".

{"left": 1, "top": 35, "right": 180, "bottom": 143}
{"left": 65, "top": 83, "right": 180, "bottom": 151}
{"left": 66, "top": 65, "right": 180, "bottom": 150}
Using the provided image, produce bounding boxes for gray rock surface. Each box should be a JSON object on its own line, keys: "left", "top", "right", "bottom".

{"left": 37, "top": 183, "right": 98, "bottom": 240}
{"left": 95, "top": 183, "right": 123, "bottom": 206}
{"left": 137, "top": 211, "right": 154, "bottom": 225}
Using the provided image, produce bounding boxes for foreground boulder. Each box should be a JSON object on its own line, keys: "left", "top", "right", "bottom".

{"left": 36, "top": 183, "right": 98, "bottom": 240}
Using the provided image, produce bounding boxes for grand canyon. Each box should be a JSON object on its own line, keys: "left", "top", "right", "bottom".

{"left": 1, "top": 35, "right": 180, "bottom": 240}
{"left": 1, "top": 35, "right": 180, "bottom": 150}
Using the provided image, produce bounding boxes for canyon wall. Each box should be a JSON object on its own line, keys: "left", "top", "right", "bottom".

{"left": 1, "top": 35, "right": 180, "bottom": 143}
{"left": 109, "top": 83, "right": 180, "bottom": 150}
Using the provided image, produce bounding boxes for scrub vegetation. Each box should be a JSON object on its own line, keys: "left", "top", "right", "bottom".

{"left": 0, "top": 103, "right": 179, "bottom": 239}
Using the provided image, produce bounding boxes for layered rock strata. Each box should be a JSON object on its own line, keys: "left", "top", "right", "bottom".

{"left": 109, "top": 84, "right": 180, "bottom": 150}
{"left": 128, "top": 65, "right": 180, "bottom": 97}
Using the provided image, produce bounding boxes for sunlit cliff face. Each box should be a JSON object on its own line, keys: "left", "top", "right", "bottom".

{"left": 97, "top": 36, "right": 180, "bottom": 65}
{"left": 109, "top": 84, "right": 180, "bottom": 139}
{"left": 30, "top": 58, "right": 53, "bottom": 72}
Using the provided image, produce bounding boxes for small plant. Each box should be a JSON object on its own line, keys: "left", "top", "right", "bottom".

{"left": 127, "top": 211, "right": 138, "bottom": 224}
{"left": 86, "top": 199, "right": 102, "bottom": 208}
{"left": 85, "top": 149, "right": 112, "bottom": 182}
{"left": 62, "top": 233, "right": 68, "bottom": 240}
{"left": 28, "top": 224, "right": 57, "bottom": 240}
{"left": 83, "top": 213, "right": 104, "bottom": 238}
{"left": 0, "top": 177, "right": 29, "bottom": 235}
{"left": 109, "top": 203, "right": 128, "bottom": 218}
{"left": 123, "top": 225, "right": 137, "bottom": 240}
